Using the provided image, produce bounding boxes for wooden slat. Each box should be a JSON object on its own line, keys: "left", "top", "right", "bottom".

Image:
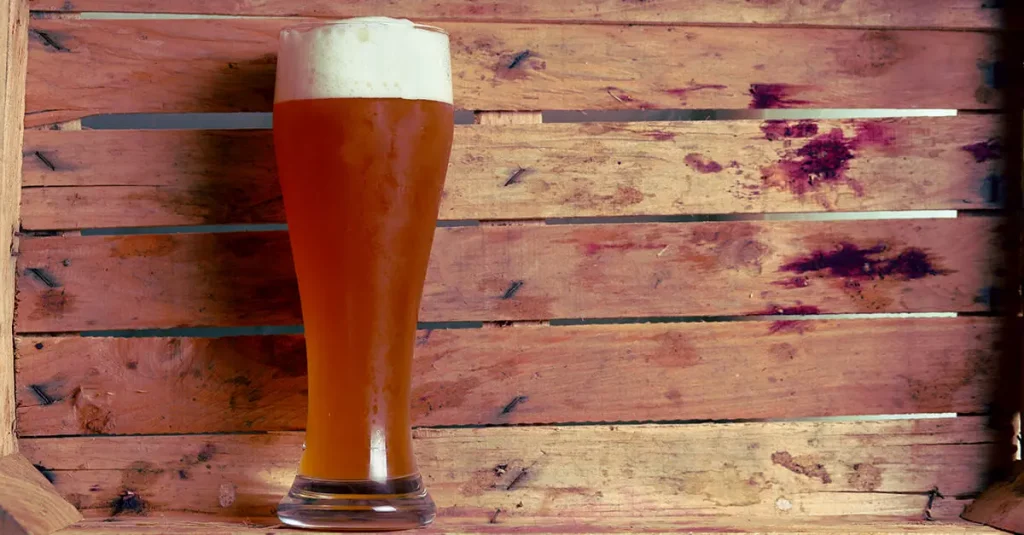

{"left": 18, "top": 418, "right": 997, "bottom": 521}
{"left": 26, "top": 0, "right": 1002, "bottom": 30}
{"left": 20, "top": 117, "right": 1005, "bottom": 229}
{"left": 14, "top": 218, "right": 1007, "bottom": 332}
{"left": 54, "top": 517, "right": 1005, "bottom": 535}
{"left": 13, "top": 318, "right": 1001, "bottom": 435}
{"left": 0, "top": 453, "right": 82, "bottom": 534}
{"left": 0, "top": 0, "right": 28, "bottom": 458}
{"left": 25, "top": 19, "right": 1000, "bottom": 125}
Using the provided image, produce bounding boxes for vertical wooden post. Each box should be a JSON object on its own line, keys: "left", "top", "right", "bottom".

{"left": 0, "top": 0, "right": 27, "bottom": 460}
{"left": 0, "top": 1, "right": 82, "bottom": 533}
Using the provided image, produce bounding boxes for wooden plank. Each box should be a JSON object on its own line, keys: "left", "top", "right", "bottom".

{"left": 0, "top": 453, "right": 82, "bottom": 535}
{"left": 26, "top": 0, "right": 1002, "bottom": 30}
{"left": 13, "top": 217, "right": 1007, "bottom": 332}
{"left": 0, "top": 0, "right": 28, "bottom": 458}
{"left": 18, "top": 418, "right": 997, "bottom": 521}
{"left": 962, "top": 465, "right": 1024, "bottom": 533}
{"left": 53, "top": 517, "right": 1007, "bottom": 534}
{"left": 25, "top": 20, "right": 1000, "bottom": 126}
{"left": 13, "top": 318, "right": 1001, "bottom": 435}
{"left": 20, "top": 116, "right": 1005, "bottom": 229}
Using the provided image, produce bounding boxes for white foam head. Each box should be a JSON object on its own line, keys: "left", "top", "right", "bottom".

{"left": 275, "top": 17, "right": 453, "bottom": 105}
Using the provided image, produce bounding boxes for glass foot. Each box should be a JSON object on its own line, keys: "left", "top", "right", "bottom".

{"left": 277, "top": 474, "right": 436, "bottom": 531}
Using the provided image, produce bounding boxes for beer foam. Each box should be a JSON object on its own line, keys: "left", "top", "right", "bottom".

{"left": 275, "top": 17, "right": 453, "bottom": 105}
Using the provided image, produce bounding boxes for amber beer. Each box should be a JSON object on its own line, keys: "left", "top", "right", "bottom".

{"left": 273, "top": 18, "right": 453, "bottom": 530}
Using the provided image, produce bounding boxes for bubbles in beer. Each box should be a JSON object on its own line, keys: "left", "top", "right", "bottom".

{"left": 276, "top": 17, "right": 453, "bottom": 105}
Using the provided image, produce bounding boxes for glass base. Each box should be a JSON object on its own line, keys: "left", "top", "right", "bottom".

{"left": 277, "top": 474, "right": 436, "bottom": 531}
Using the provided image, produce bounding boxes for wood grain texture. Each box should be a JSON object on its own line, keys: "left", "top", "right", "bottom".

{"left": 0, "top": 0, "right": 28, "bottom": 458}
{"left": 0, "top": 453, "right": 82, "bottom": 535}
{"left": 25, "top": 19, "right": 1000, "bottom": 125}
{"left": 20, "top": 116, "right": 1006, "bottom": 229}
{"left": 18, "top": 418, "right": 997, "bottom": 521}
{"left": 52, "top": 517, "right": 1005, "bottom": 534}
{"left": 13, "top": 318, "right": 1001, "bottom": 435}
{"left": 26, "top": 0, "right": 1003, "bottom": 30}
{"left": 962, "top": 464, "right": 1024, "bottom": 534}
{"left": 14, "top": 218, "right": 1007, "bottom": 332}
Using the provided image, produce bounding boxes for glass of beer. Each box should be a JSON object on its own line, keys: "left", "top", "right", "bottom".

{"left": 272, "top": 17, "right": 453, "bottom": 530}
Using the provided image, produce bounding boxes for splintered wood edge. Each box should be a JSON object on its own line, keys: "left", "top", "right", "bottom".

{"left": 0, "top": 453, "right": 81, "bottom": 534}
{"left": 0, "top": 0, "right": 28, "bottom": 457}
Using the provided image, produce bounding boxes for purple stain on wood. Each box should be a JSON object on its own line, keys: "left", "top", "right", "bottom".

{"left": 760, "top": 127, "right": 869, "bottom": 197}
{"left": 111, "top": 490, "right": 147, "bottom": 516}
{"left": 853, "top": 122, "right": 897, "bottom": 149}
{"left": 761, "top": 120, "right": 819, "bottom": 141}
{"left": 962, "top": 139, "right": 1002, "bottom": 163}
{"left": 773, "top": 277, "right": 810, "bottom": 289}
{"left": 781, "top": 243, "right": 951, "bottom": 281}
{"left": 684, "top": 153, "right": 723, "bottom": 174}
{"left": 748, "top": 84, "right": 811, "bottom": 109}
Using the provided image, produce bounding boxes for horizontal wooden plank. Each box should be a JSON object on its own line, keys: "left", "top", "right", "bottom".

{"left": 19, "top": 418, "right": 996, "bottom": 522}
{"left": 25, "top": 20, "right": 1000, "bottom": 125}
{"left": 13, "top": 318, "right": 1001, "bottom": 435}
{"left": 27, "top": 0, "right": 1002, "bottom": 30}
{"left": 14, "top": 218, "right": 1006, "bottom": 332}
{"left": 14, "top": 217, "right": 1008, "bottom": 331}
{"left": 55, "top": 516, "right": 1003, "bottom": 534}
{"left": 20, "top": 116, "right": 1005, "bottom": 229}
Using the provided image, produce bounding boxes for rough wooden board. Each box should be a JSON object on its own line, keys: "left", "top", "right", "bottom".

{"left": 13, "top": 318, "right": 1002, "bottom": 436}
{"left": 0, "top": 0, "right": 28, "bottom": 457}
{"left": 52, "top": 516, "right": 1006, "bottom": 534}
{"left": 962, "top": 463, "right": 1024, "bottom": 532}
{"left": 13, "top": 217, "right": 1007, "bottom": 331}
{"left": 18, "top": 418, "right": 996, "bottom": 520}
{"left": 0, "top": 453, "right": 82, "bottom": 535}
{"left": 24, "top": 20, "right": 1000, "bottom": 125}
{"left": 19, "top": 116, "right": 1005, "bottom": 229}
{"left": 25, "top": 0, "right": 1002, "bottom": 30}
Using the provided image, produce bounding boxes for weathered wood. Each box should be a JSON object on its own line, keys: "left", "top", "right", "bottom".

{"left": 20, "top": 117, "right": 1005, "bottom": 229}
{"left": 18, "top": 418, "right": 996, "bottom": 521}
{"left": 26, "top": 0, "right": 1002, "bottom": 30}
{"left": 14, "top": 218, "right": 1006, "bottom": 332}
{"left": 962, "top": 464, "right": 1024, "bottom": 533}
{"left": 25, "top": 19, "right": 999, "bottom": 125}
{"left": 53, "top": 516, "right": 1005, "bottom": 534}
{"left": 0, "top": 453, "right": 82, "bottom": 534}
{"left": 14, "top": 318, "right": 1000, "bottom": 436}
{"left": 0, "top": 0, "right": 28, "bottom": 457}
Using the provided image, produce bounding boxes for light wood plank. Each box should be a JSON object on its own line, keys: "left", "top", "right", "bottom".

{"left": 20, "top": 117, "right": 1005, "bottom": 229}
{"left": 0, "top": 453, "right": 82, "bottom": 535}
{"left": 962, "top": 464, "right": 1024, "bottom": 534}
{"left": 25, "top": 20, "right": 999, "bottom": 125}
{"left": 13, "top": 218, "right": 1008, "bottom": 332}
{"left": 18, "top": 418, "right": 997, "bottom": 521}
{"left": 26, "top": 0, "right": 1002, "bottom": 30}
{"left": 54, "top": 516, "right": 1005, "bottom": 534}
{"left": 13, "top": 318, "right": 1001, "bottom": 435}
{"left": 0, "top": 0, "right": 28, "bottom": 457}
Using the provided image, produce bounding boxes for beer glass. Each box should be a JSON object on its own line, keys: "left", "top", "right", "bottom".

{"left": 272, "top": 17, "right": 453, "bottom": 530}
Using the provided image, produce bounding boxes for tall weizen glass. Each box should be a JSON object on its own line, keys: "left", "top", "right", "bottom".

{"left": 272, "top": 17, "right": 453, "bottom": 531}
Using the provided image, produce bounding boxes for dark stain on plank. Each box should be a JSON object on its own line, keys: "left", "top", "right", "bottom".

{"left": 780, "top": 243, "right": 952, "bottom": 281}
{"left": 771, "top": 451, "right": 832, "bottom": 484}
{"left": 748, "top": 84, "right": 811, "bottom": 109}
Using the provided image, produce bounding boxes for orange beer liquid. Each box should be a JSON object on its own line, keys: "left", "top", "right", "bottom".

{"left": 274, "top": 97, "right": 454, "bottom": 481}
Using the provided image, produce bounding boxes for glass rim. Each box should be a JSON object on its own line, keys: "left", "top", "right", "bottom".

{"left": 280, "top": 18, "right": 448, "bottom": 37}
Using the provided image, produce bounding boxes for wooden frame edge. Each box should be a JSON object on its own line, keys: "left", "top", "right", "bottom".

{"left": 0, "top": 453, "right": 82, "bottom": 534}
{"left": 0, "top": 0, "right": 27, "bottom": 458}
